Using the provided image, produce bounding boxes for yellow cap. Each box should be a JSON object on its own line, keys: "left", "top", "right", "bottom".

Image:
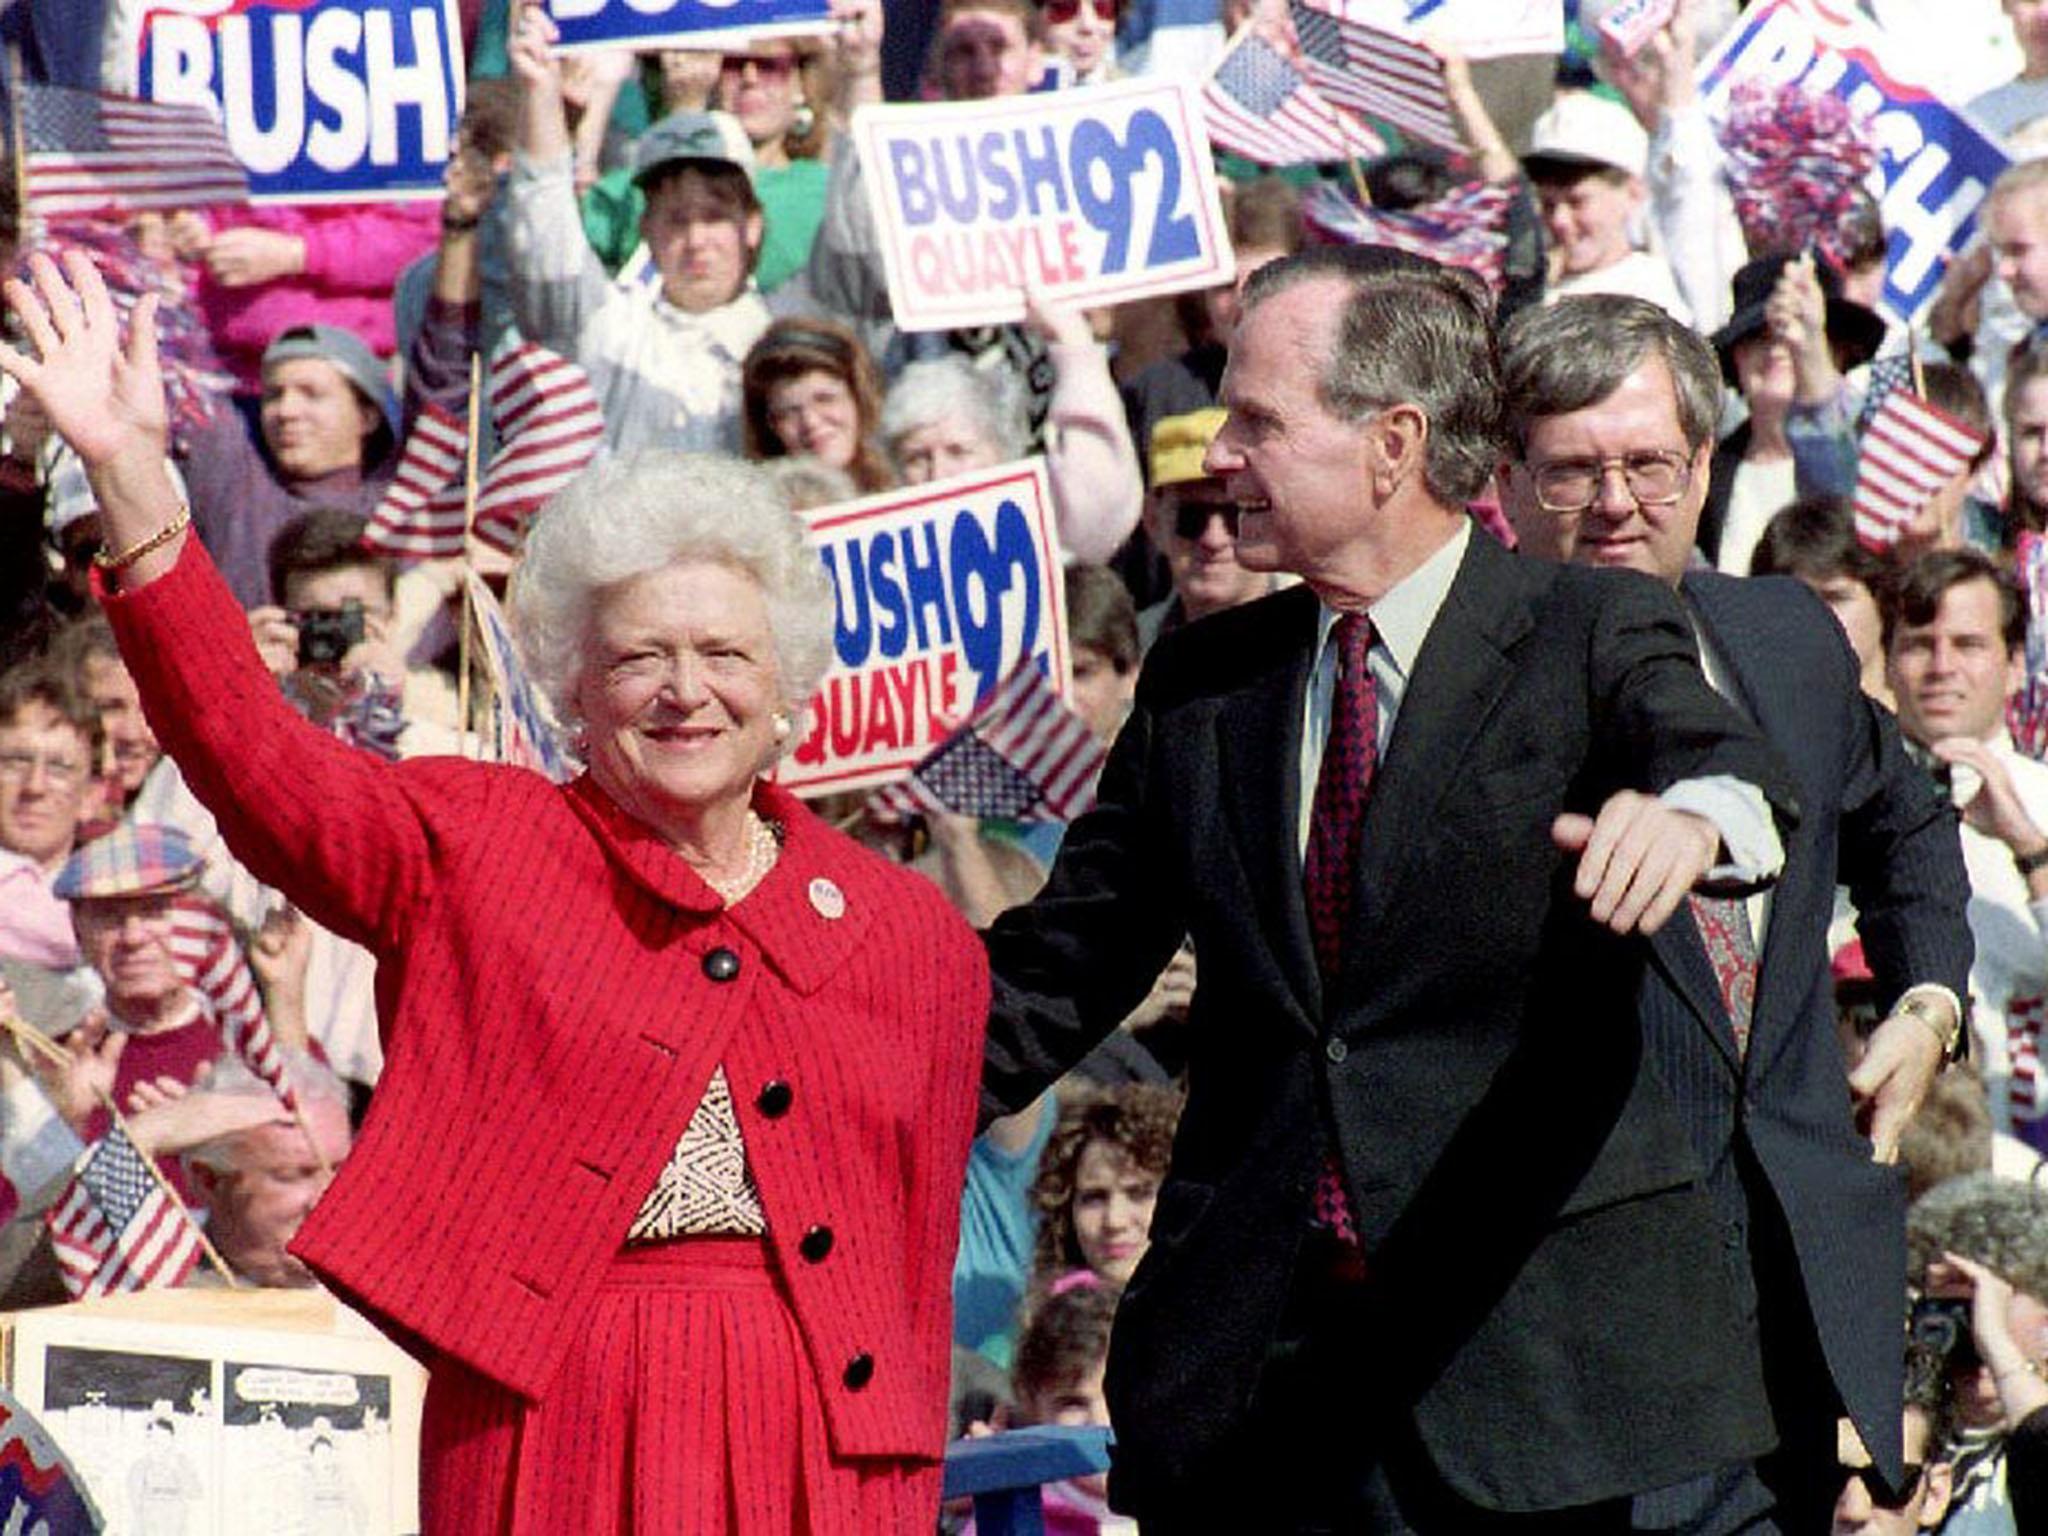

{"left": 1148, "top": 408, "right": 1228, "bottom": 490}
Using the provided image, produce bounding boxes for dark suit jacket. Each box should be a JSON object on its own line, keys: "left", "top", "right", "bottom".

{"left": 1652, "top": 571, "right": 1972, "bottom": 1482}
{"left": 985, "top": 527, "right": 1804, "bottom": 1514}
{"left": 1694, "top": 422, "right": 1749, "bottom": 569}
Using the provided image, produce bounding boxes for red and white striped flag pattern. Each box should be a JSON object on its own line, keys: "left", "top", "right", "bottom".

{"left": 46, "top": 1120, "right": 203, "bottom": 1297}
{"left": 471, "top": 343, "right": 605, "bottom": 556}
{"left": 21, "top": 82, "right": 248, "bottom": 218}
{"left": 1204, "top": 32, "right": 1385, "bottom": 167}
{"left": 1289, "top": 0, "right": 1463, "bottom": 149}
{"left": 362, "top": 402, "right": 470, "bottom": 559}
{"left": 867, "top": 660, "right": 1107, "bottom": 824}
{"left": 170, "top": 895, "right": 298, "bottom": 1114}
{"left": 1852, "top": 387, "right": 1988, "bottom": 550}
{"left": 1303, "top": 178, "right": 1514, "bottom": 292}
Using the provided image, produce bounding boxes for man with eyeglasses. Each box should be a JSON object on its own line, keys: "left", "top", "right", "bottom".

{"left": 1136, "top": 408, "right": 1273, "bottom": 649}
{"left": 1500, "top": 293, "right": 1973, "bottom": 1535}
{"left": 0, "top": 659, "right": 101, "bottom": 975}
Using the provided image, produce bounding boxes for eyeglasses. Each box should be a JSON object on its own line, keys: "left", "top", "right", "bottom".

{"left": 1526, "top": 450, "right": 1694, "bottom": 513}
{"left": 1838, "top": 1462, "right": 1925, "bottom": 1510}
{"left": 0, "top": 749, "right": 88, "bottom": 787}
{"left": 1045, "top": 0, "right": 1119, "bottom": 20}
{"left": 1170, "top": 500, "right": 1240, "bottom": 541}
{"left": 720, "top": 54, "right": 796, "bottom": 80}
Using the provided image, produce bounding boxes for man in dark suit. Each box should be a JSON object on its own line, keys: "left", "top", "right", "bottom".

{"left": 983, "top": 249, "right": 1805, "bottom": 1530}
{"left": 1497, "top": 294, "right": 1974, "bottom": 1534}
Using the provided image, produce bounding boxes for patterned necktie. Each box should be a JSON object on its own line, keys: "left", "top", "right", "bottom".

{"left": 1689, "top": 894, "right": 1757, "bottom": 1058}
{"left": 1304, "top": 614, "right": 1377, "bottom": 975}
{"left": 1304, "top": 613, "right": 1375, "bottom": 1245}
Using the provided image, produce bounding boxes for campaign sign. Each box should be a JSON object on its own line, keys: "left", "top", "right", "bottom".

{"left": 140, "top": 0, "right": 464, "bottom": 204}
{"left": 784, "top": 460, "right": 1069, "bottom": 797}
{"left": 548, "top": 0, "right": 832, "bottom": 54}
{"left": 1697, "top": 0, "right": 2010, "bottom": 324}
{"left": 1342, "top": 0, "right": 1564, "bottom": 60}
{"left": 854, "top": 77, "right": 1234, "bottom": 333}
{"left": 467, "top": 573, "right": 577, "bottom": 783}
{"left": 0, "top": 1383, "right": 104, "bottom": 1533}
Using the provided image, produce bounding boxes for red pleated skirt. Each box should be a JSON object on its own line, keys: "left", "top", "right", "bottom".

{"left": 418, "top": 1237, "right": 940, "bottom": 1534}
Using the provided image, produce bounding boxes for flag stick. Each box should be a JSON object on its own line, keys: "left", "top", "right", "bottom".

{"left": 1909, "top": 327, "right": 1926, "bottom": 398}
{"left": 7, "top": 46, "right": 28, "bottom": 241}
{"left": 2, "top": 1013, "right": 240, "bottom": 1289}
{"left": 456, "top": 350, "right": 482, "bottom": 757}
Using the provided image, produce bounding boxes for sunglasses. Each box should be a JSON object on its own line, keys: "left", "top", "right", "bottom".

{"left": 1839, "top": 1463, "right": 1925, "bottom": 1510}
{"left": 720, "top": 54, "right": 796, "bottom": 80}
{"left": 1170, "top": 500, "right": 1240, "bottom": 541}
{"left": 1044, "top": 0, "right": 1118, "bottom": 21}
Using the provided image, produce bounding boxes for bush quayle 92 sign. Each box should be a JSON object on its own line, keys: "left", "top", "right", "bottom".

{"left": 547, "top": 0, "right": 832, "bottom": 55}
{"left": 783, "top": 459, "right": 1070, "bottom": 796}
{"left": 1697, "top": 0, "right": 2009, "bottom": 325}
{"left": 140, "top": 0, "right": 464, "bottom": 203}
{"left": 854, "top": 77, "right": 1234, "bottom": 333}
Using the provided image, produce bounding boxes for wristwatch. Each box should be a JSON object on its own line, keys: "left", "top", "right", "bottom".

{"left": 1896, "top": 991, "right": 1967, "bottom": 1066}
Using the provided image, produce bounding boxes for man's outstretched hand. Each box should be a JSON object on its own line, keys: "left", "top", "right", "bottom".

{"left": 1553, "top": 790, "right": 1721, "bottom": 935}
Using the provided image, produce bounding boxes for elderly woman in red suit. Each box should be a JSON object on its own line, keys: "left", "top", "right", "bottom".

{"left": 1, "top": 251, "right": 989, "bottom": 1534}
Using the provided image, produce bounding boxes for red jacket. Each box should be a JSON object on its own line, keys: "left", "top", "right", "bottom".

{"left": 103, "top": 543, "right": 989, "bottom": 1460}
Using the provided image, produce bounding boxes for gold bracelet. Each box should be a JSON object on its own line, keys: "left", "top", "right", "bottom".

{"left": 93, "top": 504, "right": 192, "bottom": 573}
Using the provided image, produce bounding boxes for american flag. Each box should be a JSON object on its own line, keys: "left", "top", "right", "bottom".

{"left": 866, "top": 660, "right": 1106, "bottom": 824}
{"left": 1289, "top": 0, "right": 1462, "bottom": 149}
{"left": 21, "top": 83, "right": 247, "bottom": 219}
{"left": 1851, "top": 386, "right": 1987, "bottom": 550}
{"left": 1204, "top": 33, "right": 1385, "bottom": 168}
{"left": 471, "top": 344, "right": 605, "bottom": 557}
{"left": 46, "top": 1120, "right": 203, "bottom": 1297}
{"left": 1303, "top": 178, "right": 1513, "bottom": 292}
{"left": 362, "top": 402, "right": 471, "bottom": 559}
{"left": 1854, "top": 353, "right": 1916, "bottom": 436}
{"left": 170, "top": 894, "right": 299, "bottom": 1115}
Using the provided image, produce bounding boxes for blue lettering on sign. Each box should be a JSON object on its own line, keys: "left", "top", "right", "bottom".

{"left": 1700, "top": 1, "right": 2008, "bottom": 322}
{"left": 950, "top": 498, "right": 1039, "bottom": 696}
{"left": 823, "top": 500, "right": 1047, "bottom": 702}
{"left": 549, "top": 0, "right": 832, "bottom": 52}
{"left": 142, "top": 0, "right": 460, "bottom": 202}
{"left": 888, "top": 109, "right": 1197, "bottom": 274}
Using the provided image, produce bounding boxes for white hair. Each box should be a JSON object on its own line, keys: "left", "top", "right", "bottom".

{"left": 880, "top": 356, "right": 1027, "bottom": 463}
{"left": 510, "top": 451, "right": 836, "bottom": 728}
{"left": 184, "top": 1050, "right": 350, "bottom": 1173}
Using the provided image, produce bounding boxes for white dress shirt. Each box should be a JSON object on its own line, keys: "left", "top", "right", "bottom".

{"left": 1295, "top": 520, "right": 1785, "bottom": 884}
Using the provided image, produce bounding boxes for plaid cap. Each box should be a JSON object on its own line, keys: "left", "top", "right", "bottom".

{"left": 52, "top": 822, "right": 201, "bottom": 902}
{"left": 1149, "top": 408, "right": 1228, "bottom": 489}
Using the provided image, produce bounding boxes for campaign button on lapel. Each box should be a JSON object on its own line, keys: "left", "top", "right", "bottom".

{"left": 809, "top": 877, "right": 846, "bottom": 920}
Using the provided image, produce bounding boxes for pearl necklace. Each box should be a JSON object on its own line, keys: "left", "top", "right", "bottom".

{"left": 702, "top": 811, "right": 779, "bottom": 904}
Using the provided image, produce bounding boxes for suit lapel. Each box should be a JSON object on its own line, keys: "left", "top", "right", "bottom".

{"left": 1217, "top": 586, "right": 1323, "bottom": 1029}
{"left": 1685, "top": 576, "right": 1822, "bottom": 1065}
{"left": 1335, "top": 533, "right": 1532, "bottom": 1001}
{"left": 1642, "top": 577, "right": 1758, "bottom": 1072}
